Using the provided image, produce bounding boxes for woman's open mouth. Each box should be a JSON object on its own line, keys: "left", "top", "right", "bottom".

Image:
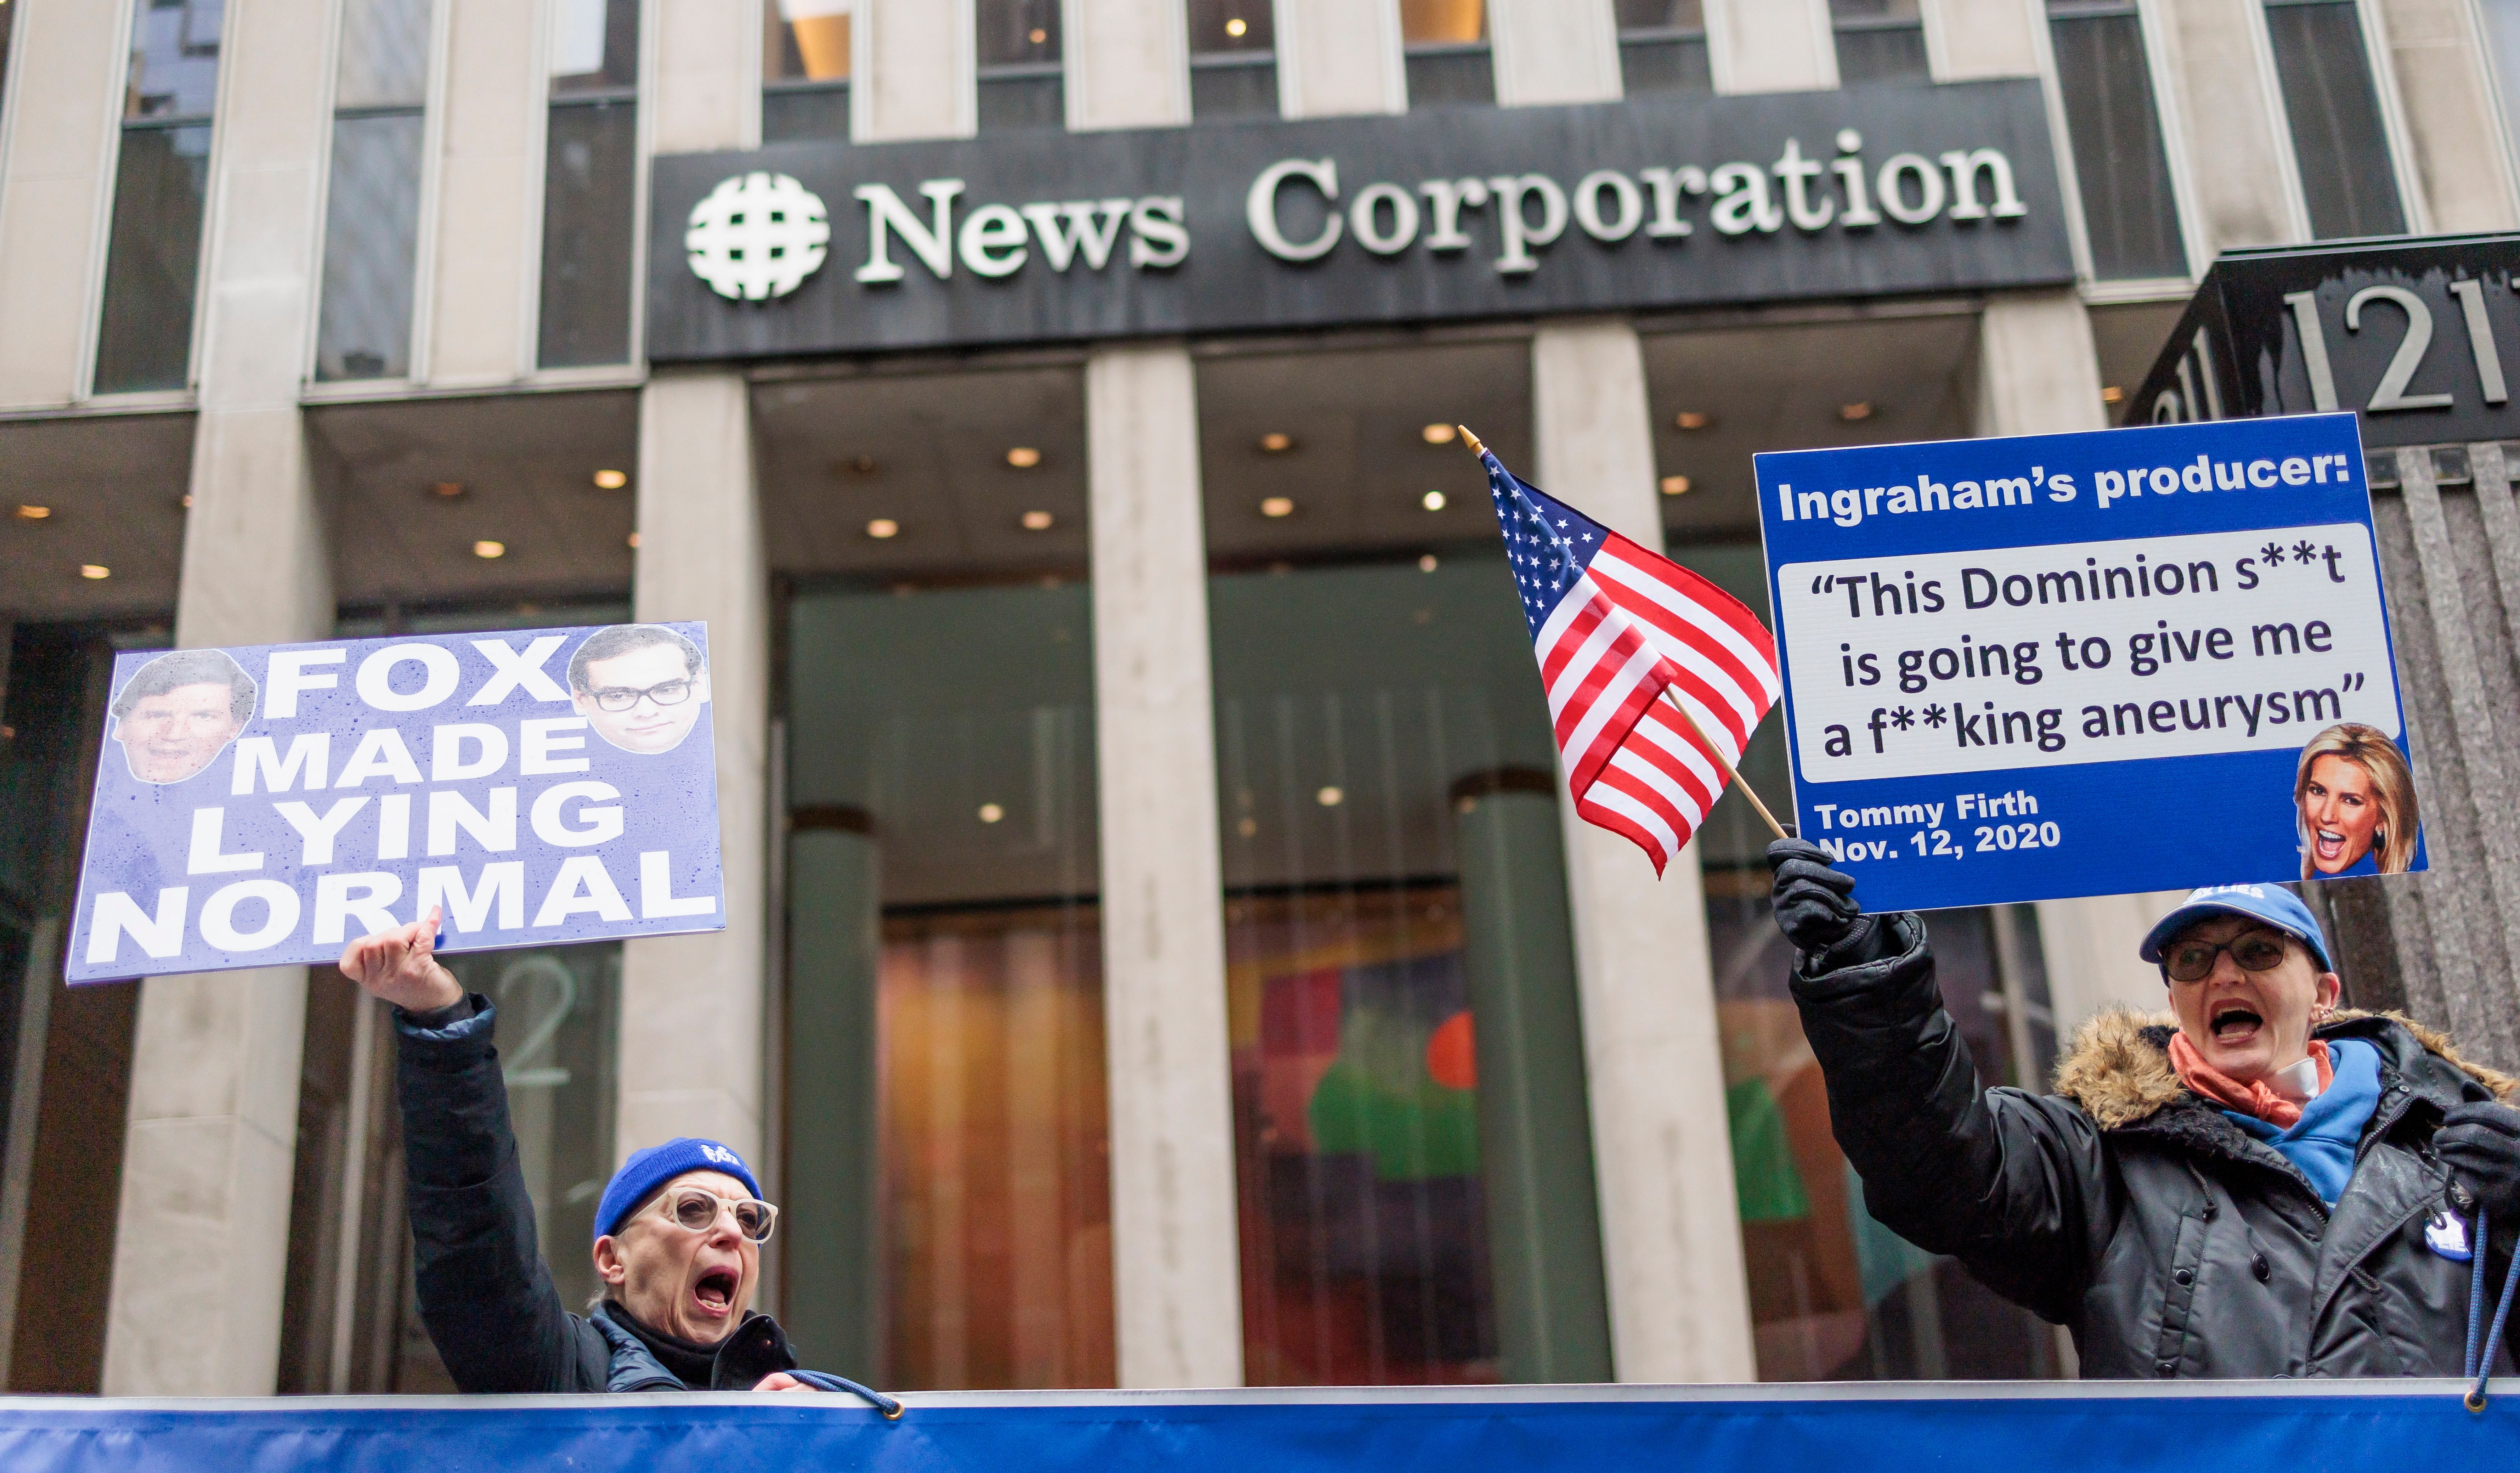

{"left": 2315, "top": 828, "right": 2348, "bottom": 863}
{"left": 2210, "top": 1001, "right": 2264, "bottom": 1044}
{"left": 693, "top": 1269, "right": 738, "bottom": 1315}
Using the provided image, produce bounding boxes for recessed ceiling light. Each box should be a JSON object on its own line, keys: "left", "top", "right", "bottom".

{"left": 1660, "top": 475, "right": 1692, "bottom": 496}
{"left": 433, "top": 481, "right": 466, "bottom": 498}
{"left": 866, "top": 518, "right": 900, "bottom": 539}
{"left": 1005, "top": 446, "right": 1042, "bottom": 469}
{"left": 1236, "top": 816, "right": 1258, "bottom": 837}
{"left": 1021, "top": 509, "right": 1055, "bottom": 531}
{"left": 14, "top": 504, "right": 50, "bottom": 520}
{"left": 1260, "top": 496, "right": 1294, "bottom": 518}
{"left": 1316, "top": 785, "right": 1344, "bottom": 807}
{"left": 180, "top": 494, "right": 193, "bottom": 509}
{"left": 2101, "top": 385, "right": 2124, "bottom": 404}
{"left": 1028, "top": 26, "right": 1047, "bottom": 42}
{"left": 1418, "top": 553, "right": 1439, "bottom": 572}
{"left": 1259, "top": 431, "right": 1294, "bottom": 453}
{"left": 845, "top": 455, "right": 881, "bottom": 476}
{"left": 627, "top": 532, "right": 642, "bottom": 548}
{"left": 1421, "top": 423, "right": 1456, "bottom": 445}
{"left": 1225, "top": 16, "right": 1247, "bottom": 36}
{"left": 1674, "top": 411, "right": 1711, "bottom": 431}
{"left": 1421, "top": 490, "right": 1446, "bottom": 511}
{"left": 978, "top": 802, "right": 1005, "bottom": 824}
{"left": 473, "top": 540, "right": 506, "bottom": 559}
{"left": 1838, "top": 401, "right": 1874, "bottom": 422}
{"left": 592, "top": 469, "right": 628, "bottom": 490}
{"left": 79, "top": 564, "right": 109, "bottom": 580}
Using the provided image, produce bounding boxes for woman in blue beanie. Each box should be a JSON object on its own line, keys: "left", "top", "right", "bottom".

{"left": 342, "top": 908, "right": 837, "bottom": 1394}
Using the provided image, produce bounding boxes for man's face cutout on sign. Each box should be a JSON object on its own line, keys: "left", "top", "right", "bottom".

{"left": 109, "top": 650, "right": 257, "bottom": 785}
{"left": 568, "top": 625, "right": 711, "bottom": 756}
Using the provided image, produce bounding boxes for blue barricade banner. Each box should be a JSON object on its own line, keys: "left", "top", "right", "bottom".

{"left": 1755, "top": 413, "right": 2423, "bottom": 912}
{"left": 66, "top": 623, "right": 726, "bottom": 983}
{"left": 0, "top": 1383, "right": 2509, "bottom": 1472}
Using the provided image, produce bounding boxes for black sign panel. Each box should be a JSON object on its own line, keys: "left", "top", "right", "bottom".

{"left": 646, "top": 80, "right": 2073, "bottom": 362}
{"left": 2130, "top": 234, "right": 2520, "bottom": 449}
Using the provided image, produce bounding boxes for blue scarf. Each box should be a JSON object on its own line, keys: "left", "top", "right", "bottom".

{"left": 2223, "top": 1038, "right": 2384, "bottom": 1204}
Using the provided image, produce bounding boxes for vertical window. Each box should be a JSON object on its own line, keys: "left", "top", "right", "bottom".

{"left": 976, "top": 0, "right": 1062, "bottom": 134}
{"left": 1201, "top": 345, "right": 1611, "bottom": 1387}
{"left": 0, "top": 0, "right": 17, "bottom": 122}
{"left": 2046, "top": 1, "right": 2186, "bottom": 280}
{"left": 538, "top": 0, "right": 639, "bottom": 369}
{"left": 1616, "top": 0, "right": 1710, "bottom": 97}
{"left": 315, "top": 0, "right": 430, "bottom": 382}
{"left": 94, "top": 0, "right": 224, "bottom": 395}
{"left": 762, "top": 0, "right": 849, "bottom": 145}
{"left": 1830, "top": 0, "right": 1928, "bottom": 85}
{"left": 1402, "top": 0, "right": 1494, "bottom": 109}
{"left": 2263, "top": 0, "right": 2406, "bottom": 239}
{"left": 1188, "top": 0, "right": 1276, "bottom": 122}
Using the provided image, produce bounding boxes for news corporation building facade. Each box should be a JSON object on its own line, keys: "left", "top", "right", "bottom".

{"left": 0, "top": 0, "right": 2515, "bottom": 1400}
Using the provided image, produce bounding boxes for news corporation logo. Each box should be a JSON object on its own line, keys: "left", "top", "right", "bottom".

{"left": 685, "top": 171, "right": 831, "bottom": 301}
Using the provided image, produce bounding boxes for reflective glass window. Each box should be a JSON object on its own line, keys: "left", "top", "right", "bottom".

{"left": 2046, "top": 1, "right": 2186, "bottom": 281}
{"left": 1188, "top": 0, "right": 1276, "bottom": 120}
{"left": 1831, "top": 0, "right": 1928, "bottom": 85}
{"left": 775, "top": 366, "right": 1112, "bottom": 1390}
{"left": 2481, "top": 0, "right": 2520, "bottom": 182}
{"left": 316, "top": 0, "right": 432, "bottom": 382}
{"left": 0, "top": 0, "right": 17, "bottom": 122}
{"left": 539, "top": 0, "right": 640, "bottom": 368}
{"left": 95, "top": 0, "right": 224, "bottom": 394}
{"left": 1200, "top": 344, "right": 1609, "bottom": 1386}
{"left": 977, "top": 0, "right": 1063, "bottom": 134}
{"left": 1402, "top": 0, "right": 1493, "bottom": 109}
{"left": 2263, "top": 0, "right": 2406, "bottom": 239}
{"left": 763, "top": 0, "right": 849, "bottom": 144}
{"left": 1616, "top": 0, "right": 1710, "bottom": 97}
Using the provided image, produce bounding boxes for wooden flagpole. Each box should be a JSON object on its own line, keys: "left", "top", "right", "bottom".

{"left": 1457, "top": 424, "right": 1790, "bottom": 843}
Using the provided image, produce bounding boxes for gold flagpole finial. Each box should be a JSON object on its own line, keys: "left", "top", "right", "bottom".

{"left": 1457, "top": 425, "right": 1487, "bottom": 456}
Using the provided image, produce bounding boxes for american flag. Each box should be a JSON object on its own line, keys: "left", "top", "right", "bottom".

{"left": 1479, "top": 444, "right": 1782, "bottom": 875}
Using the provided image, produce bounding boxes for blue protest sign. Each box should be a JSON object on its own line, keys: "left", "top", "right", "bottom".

{"left": 1756, "top": 413, "right": 2422, "bottom": 912}
{"left": 66, "top": 623, "right": 725, "bottom": 983}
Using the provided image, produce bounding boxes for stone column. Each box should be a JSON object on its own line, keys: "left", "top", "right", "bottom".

{"left": 1530, "top": 321, "right": 1758, "bottom": 1384}
{"left": 1487, "top": 0, "right": 1620, "bottom": 106}
{"left": 0, "top": 0, "right": 129, "bottom": 407}
{"left": 1917, "top": 0, "right": 2041, "bottom": 81}
{"left": 857, "top": 0, "right": 975, "bottom": 140}
{"left": 618, "top": 0, "right": 768, "bottom": 1166}
{"left": 1701, "top": 0, "right": 1837, "bottom": 93}
{"left": 1971, "top": 292, "right": 2186, "bottom": 1032}
{"left": 101, "top": 0, "right": 338, "bottom": 1398}
{"left": 2147, "top": 0, "right": 2306, "bottom": 248}
{"left": 416, "top": 0, "right": 548, "bottom": 387}
{"left": 1272, "top": 0, "right": 1403, "bottom": 118}
{"left": 1068, "top": 1, "right": 1241, "bottom": 1390}
{"left": 2370, "top": 0, "right": 2520, "bottom": 232}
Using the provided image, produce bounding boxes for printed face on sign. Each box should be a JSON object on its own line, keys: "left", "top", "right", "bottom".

{"left": 568, "top": 625, "right": 710, "bottom": 755}
{"left": 108, "top": 649, "right": 257, "bottom": 785}
{"left": 2292, "top": 723, "right": 2418, "bottom": 881}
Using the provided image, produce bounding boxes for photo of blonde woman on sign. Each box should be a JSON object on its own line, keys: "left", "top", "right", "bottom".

{"left": 2294, "top": 723, "right": 2419, "bottom": 881}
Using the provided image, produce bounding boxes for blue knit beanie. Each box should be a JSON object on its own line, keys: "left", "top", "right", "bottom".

{"left": 594, "top": 1138, "right": 762, "bottom": 1241}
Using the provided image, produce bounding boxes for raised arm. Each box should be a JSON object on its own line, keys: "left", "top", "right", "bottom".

{"left": 1767, "top": 841, "right": 2113, "bottom": 1322}
{"left": 341, "top": 912, "right": 593, "bottom": 1393}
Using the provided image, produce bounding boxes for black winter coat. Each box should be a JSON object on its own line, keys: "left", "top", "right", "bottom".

{"left": 395, "top": 995, "right": 806, "bottom": 1392}
{"left": 1793, "top": 913, "right": 2520, "bottom": 1379}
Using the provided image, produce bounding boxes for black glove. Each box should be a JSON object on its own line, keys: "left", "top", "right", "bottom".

{"left": 2438, "top": 1100, "right": 2520, "bottom": 1221}
{"left": 1767, "top": 837, "right": 1872, "bottom": 960}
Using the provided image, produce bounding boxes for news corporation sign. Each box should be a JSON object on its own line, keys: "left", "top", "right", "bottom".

{"left": 644, "top": 79, "right": 2073, "bottom": 361}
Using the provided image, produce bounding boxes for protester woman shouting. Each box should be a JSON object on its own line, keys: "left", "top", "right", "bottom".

{"left": 1770, "top": 840, "right": 2520, "bottom": 1377}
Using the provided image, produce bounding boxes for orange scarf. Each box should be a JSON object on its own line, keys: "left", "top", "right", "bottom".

{"left": 2168, "top": 1033, "right": 2333, "bottom": 1128}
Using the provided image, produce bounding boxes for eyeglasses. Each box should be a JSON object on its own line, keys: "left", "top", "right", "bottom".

{"left": 589, "top": 678, "right": 694, "bottom": 713}
{"left": 2163, "top": 929, "right": 2292, "bottom": 984}
{"left": 642, "top": 1185, "right": 779, "bottom": 1243}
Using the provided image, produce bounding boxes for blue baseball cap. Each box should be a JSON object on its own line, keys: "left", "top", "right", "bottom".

{"left": 2138, "top": 884, "right": 2334, "bottom": 973}
{"left": 594, "top": 1138, "right": 762, "bottom": 1241}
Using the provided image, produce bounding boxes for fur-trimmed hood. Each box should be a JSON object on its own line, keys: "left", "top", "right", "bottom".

{"left": 2053, "top": 1007, "right": 2518, "bottom": 1130}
